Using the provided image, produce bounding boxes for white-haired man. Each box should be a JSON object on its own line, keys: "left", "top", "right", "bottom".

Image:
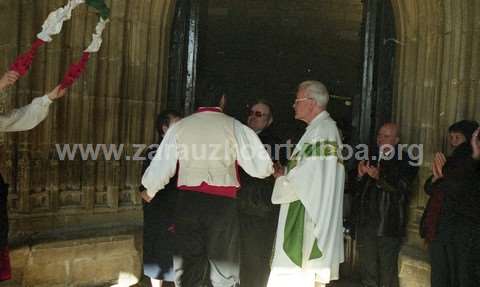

{"left": 267, "top": 81, "right": 345, "bottom": 287}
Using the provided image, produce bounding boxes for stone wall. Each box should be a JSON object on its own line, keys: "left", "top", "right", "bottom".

{"left": 0, "top": 0, "right": 175, "bottom": 238}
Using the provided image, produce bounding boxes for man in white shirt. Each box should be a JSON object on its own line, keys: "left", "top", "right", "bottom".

{"left": 268, "top": 81, "right": 345, "bottom": 287}
{"left": 142, "top": 82, "right": 274, "bottom": 287}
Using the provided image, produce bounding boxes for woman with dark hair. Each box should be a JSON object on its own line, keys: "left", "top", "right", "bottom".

{"left": 422, "top": 120, "right": 479, "bottom": 287}
{"left": 445, "top": 127, "right": 480, "bottom": 287}
{"left": 140, "top": 109, "right": 182, "bottom": 287}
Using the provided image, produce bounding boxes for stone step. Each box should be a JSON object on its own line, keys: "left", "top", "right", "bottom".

{"left": 4, "top": 233, "right": 141, "bottom": 287}
{"left": 398, "top": 244, "right": 431, "bottom": 287}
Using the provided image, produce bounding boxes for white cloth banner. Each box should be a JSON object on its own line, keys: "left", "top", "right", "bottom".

{"left": 37, "top": 0, "right": 85, "bottom": 42}
{"left": 84, "top": 18, "right": 109, "bottom": 53}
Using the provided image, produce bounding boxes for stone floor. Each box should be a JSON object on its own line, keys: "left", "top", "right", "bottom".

{"left": 329, "top": 278, "right": 362, "bottom": 287}
{"left": 131, "top": 277, "right": 362, "bottom": 287}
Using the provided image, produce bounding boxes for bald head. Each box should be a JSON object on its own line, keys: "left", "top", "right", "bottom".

{"left": 377, "top": 123, "right": 400, "bottom": 150}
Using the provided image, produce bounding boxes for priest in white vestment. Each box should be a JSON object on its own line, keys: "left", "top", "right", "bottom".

{"left": 268, "top": 81, "right": 345, "bottom": 287}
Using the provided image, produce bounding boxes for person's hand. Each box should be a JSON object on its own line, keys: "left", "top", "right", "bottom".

{"left": 0, "top": 71, "right": 20, "bottom": 91}
{"left": 357, "top": 160, "right": 368, "bottom": 178}
{"left": 273, "top": 162, "right": 285, "bottom": 178}
{"left": 432, "top": 152, "right": 446, "bottom": 182}
{"left": 140, "top": 191, "right": 152, "bottom": 203}
{"left": 366, "top": 162, "right": 380, "bottom": 180}
{"left": 472, "top": 128, "right": 480, "bottom": 160}
{"left": 47, "top": 85, "right": 67, "bottom": 101}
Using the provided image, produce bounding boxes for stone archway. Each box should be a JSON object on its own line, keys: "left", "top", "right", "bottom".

{"left": 391, "top": 0, "right": 480, "bottom": 236}
{"left": 389, "top": 1, "right": 480, "bottom": 285}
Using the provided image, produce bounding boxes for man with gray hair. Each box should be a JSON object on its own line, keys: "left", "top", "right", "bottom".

{"left": 267, "top": 81, "right": 345, "bottom": 287}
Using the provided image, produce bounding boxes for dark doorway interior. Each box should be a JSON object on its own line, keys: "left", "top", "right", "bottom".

{"left": 354, "top": 0, "right": 397, "bottom": 146}
{"left": 197, "top": 0, "right": 365, "bottom": 143}
{"left": 167, "top": 0, "right": 396, "bottom": 146}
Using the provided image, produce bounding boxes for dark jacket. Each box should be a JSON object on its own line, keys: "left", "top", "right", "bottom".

{"left": 449, "top": 160, "right": 480, "bottom": 226}
{"left": 421, "top": 142, "right": 475, "bottom": 242}
{"left": 237, "top": 126, "right": 283, "bottom": 218}
{"left": 140, "top": 145, "right": 177, "bottom": 223}
{"left": 353, "top": 147, "right": 418, "bottom": 237}
{"left": 0, "top": 175, "right": 9, "bottom": 249}
{"left": 443, "top": 149, "right": 480, "bottom": 227}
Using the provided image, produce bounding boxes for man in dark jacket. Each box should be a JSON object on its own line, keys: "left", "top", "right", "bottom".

{"left": 353, "top": 123, "right": 418, "bottom": 287}
{"left": 139, "top": 110, "right": 182, "bottom": 287}
{"left": 237, "top": 100, "right": 284, "bottom": 287}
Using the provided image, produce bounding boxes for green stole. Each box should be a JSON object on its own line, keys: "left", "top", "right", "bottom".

{"left": 282, "top": 140, "right": 339, "bottom": 267}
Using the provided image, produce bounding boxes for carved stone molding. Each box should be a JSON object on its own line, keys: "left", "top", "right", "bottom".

{"left": 1, "top": 0, "right": 176, "bottom": 236}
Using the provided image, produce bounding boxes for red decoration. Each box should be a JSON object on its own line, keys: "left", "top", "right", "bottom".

{"left": 423, "top": 188, "right": 445, "bottom": 243}
{"left": 0, "top": 247, "right": 11, "bottom": 282}
{"left": 9, "top": 39, "right": 45, "bottom": 76}
{"left": 60, "top": 52, "right": 91, "bottom": 90}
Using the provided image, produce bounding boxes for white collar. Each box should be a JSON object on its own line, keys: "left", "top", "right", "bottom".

{"left": 306, "top": 110, "right": 330, "bottom": 131}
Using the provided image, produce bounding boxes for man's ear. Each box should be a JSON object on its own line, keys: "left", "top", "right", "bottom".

{"left": 268, "top": 116, "right": 273, "bottom": 126}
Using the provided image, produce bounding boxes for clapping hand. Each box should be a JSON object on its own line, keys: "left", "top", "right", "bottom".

{"left": 432, "top": 152, "right": 446, "bottom": 182}
{"left": 366, "top": 163, "right": 380, "bottom": 180}
{"left": 358, "top": 160, "right": 380, "bottom": 180}
{"left": 472, "top": 128, "right": 480, "bottom": 160}
{"left": 357, "top": 160, "right": 368, "bottom": 178}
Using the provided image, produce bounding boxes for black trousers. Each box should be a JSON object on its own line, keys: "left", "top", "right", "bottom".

{"left": 469, "top": 228, "right": 480, "bottom": 287}
{"left": 0, "top": 179, "right": 9, "bottom": 249}
{"left": 454, "top": 224, "right": 473, "bottom": 287}
{"left": 438, "top": 224, "right": 480, "bottom": 287}
{"left": 175, "top": 191, "right": 240, "bottom": 287}
{"left": 142, "top": 203, "right": 175, "bottom": 280}
{"left": 429, "top": 223, "right": 480, "bottom": 287}
{"left": 429, "top": 240, "right": 456, "bottom": 287}
{"left": 0, "top": 176, "right": 10, "bottom": 281}
{"left": 357, "top": 228, "right": 402, "bottom": 287}
{"left": 239, "top": 212, "right": 277, "bottom": 287}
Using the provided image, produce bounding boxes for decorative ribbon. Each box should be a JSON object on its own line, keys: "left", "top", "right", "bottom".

{"left": 9, "top": 0, "right": 110, "bottom": 89}
{"left": 10, "top": 39, "right": 45, "bottom": 76}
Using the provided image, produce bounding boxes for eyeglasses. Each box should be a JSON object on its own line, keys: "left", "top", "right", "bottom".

{"left": 294, "top": 97, "right": 313, "bottom": 104}
{"left": 248, "top": 110, "right": 267, "bottom": 118}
